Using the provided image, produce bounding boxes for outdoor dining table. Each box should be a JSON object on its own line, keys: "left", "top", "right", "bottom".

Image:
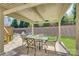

{"left": 22, "top": 34, "right": 48, "bottom": 55}
{"left": 26, "top": 34, "right": 48, "bottom": 41}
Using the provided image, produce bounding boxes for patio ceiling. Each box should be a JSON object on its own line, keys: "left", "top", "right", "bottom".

{"left": 0, "top": 3, "right": 70, "bottom": 23}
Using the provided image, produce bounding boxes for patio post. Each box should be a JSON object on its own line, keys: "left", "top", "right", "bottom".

{"left": 32, "top": 23, "right": 34, "bottom": 35}
{"left": 58, "top": 20, "right": 61, "bottom": 41}
{"left": 0, "top": 9, "right": 4, "bottom": 55}
{"left": 76, "top": 4, "right": 79, "bottom": 55}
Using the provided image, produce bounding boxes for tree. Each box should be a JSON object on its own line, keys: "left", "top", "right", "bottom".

{"left": 19, "top": 21, "right": 29, "bottom": 28}
{"left": 34, "top": 24, "right": 39, "bottom": 27}
{"left": 11, "top": 19, "right": 18, "bottom": 28}
{"left": 42, "top": 22, "right": 50, "bottom": 27}
{"left": 61, "top": 4, "right": 76, "bottom": 25}
{"left": 61, "top": 14, "right": 69, "bottom": 25}
{"left": 61, "top": 15, "right": 66, "bottom": 25}
{"left": 23, "top": 22, "right": 29, "bottom": 27}
{"left": 72, "top": 4, "right": 76, "bottom": 24}
{"left": 72, "top": 4, "right": 76, "bottom": 20}
{"left": 18, "top": 21, "right": 24, "bottom": 28}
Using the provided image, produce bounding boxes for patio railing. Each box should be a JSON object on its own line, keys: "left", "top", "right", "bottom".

{"left": 4, "top": 27, "right": 13, "bottom": 44}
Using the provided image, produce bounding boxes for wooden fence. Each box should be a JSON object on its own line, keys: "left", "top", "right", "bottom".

{"left": 13, "top": 25, "right": 76, "bottom": 37}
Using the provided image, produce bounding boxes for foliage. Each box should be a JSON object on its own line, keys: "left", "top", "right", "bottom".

{"left": 11, "top": 19, "right": 30, "bottom": 28}
{"left": 42, "top": 22, "right": 50, "bottom": 27}
{"left": 61, "top": 14, "right": 69, "bottom": 25}
{"left": 18, "top": 21, "right": 24, "bottom": 28}
{"left": 34, "top": 24, "right": 40, "bottom": 27}
{"left": 72, "top": 4, "right": 76, "bottom": 20}
{"left": 61, "top": 4, "right": 76, "bottom": 25}
{"left": 11, "top": 19, "right": 18, "bottom": 28}
{"left": 72, "top": 4, "right": 76, "bottom": 24}
{"left": 23, "top": 22, "right": 29, "bottom": 27}
{"left": 19, "top": 21, "right": 29, "bottom": 28}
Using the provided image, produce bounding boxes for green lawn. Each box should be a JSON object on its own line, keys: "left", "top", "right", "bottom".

{"left": 48, "top": 36, "right": 76, "bottom": 55}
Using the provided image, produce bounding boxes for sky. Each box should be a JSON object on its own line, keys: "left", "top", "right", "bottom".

{"left": 4, "top": 4, "right": 74, "bottom": 26}
{"left": 4, "top": 16, "right": 20, "bottom": 26}
{"left": 66, "top": 4, "right": 74, "bottom": 16}
{"left": 4, "top": 16, "right": 13, "bottom": 26}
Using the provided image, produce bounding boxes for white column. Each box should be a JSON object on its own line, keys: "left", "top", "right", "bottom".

{"left": 76, "top": 4, "right": 79, "bottom": 55}
{"left": 58, "top": 20, "right": 61, "bottom": 41}
{"left": 0, "top": 9, "right": 4, "bottom": 55}
{"left": 32, "top": 24, "right": 34, "bottom": 35}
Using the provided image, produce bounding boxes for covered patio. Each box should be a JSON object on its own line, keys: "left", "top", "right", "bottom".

{"left": 0, "top": 3, "right": 78, "bottom": 56}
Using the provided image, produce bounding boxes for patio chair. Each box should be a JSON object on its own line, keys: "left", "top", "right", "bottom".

{"left": 35, "top": 34, "right": 48, "bottom": 53}
{"left": 21, "top": 34, "right": 27, "bottom": 46}
{"left": 21, "top": 31, "right": 28, "bottom": 46}
{"left": 26, "top": 38, "right": 36, "bottom": 56}
{"left": 42, "top": 40, "right": 48, "bottom": 53}
{"left": 43, "top": 36, "right": 58, "bottom": 54}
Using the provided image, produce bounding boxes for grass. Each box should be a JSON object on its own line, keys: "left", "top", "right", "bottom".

{"left": 48, "top": 36, "right": 76, "bottom": 55}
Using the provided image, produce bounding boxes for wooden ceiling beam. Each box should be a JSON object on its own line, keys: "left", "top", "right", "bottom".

{"left": 0, "top": 5, "right": 34, "bottom": 23}
{"left": 33, "top": 7, "right": 45, "bottom": 21}
{"left": 3, "top": 3, "right": 42, "bottom": 15}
